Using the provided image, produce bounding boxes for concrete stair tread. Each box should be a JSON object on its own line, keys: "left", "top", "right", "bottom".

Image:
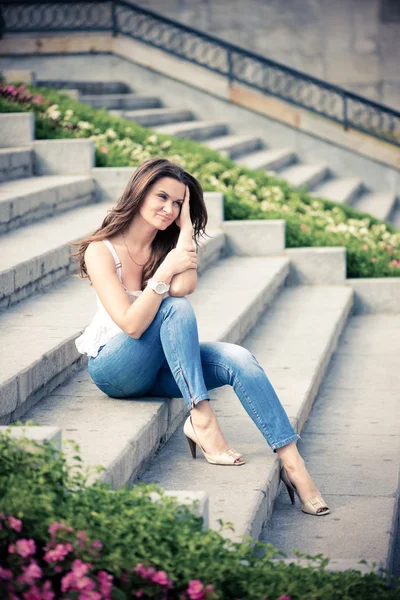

{"left": 139, "top": 285, "right": 353, "bottom": 540}
{"left": 278, "top": 163, "right": 329, "bottom": 189}
{"left": 0, "top": 146, "right": 32, "bottom": 155}
{"left": 122, "top": 108, "right": 192, "bottom": 118}
{"left": 310, "top": 176, "right": 363, "bottom": 204}
{"left": 80, "top": 93, "right": 159, "bottom": 102}
{"left": 0, "top": 174, "right": 92, "bottom": 201}
{"left": 81, "top": 94, "right": 162, "bottom": 110}
{"left": 351, "top": 191, "right": 397, "bottom": 222}
{"left": 262, "top": 313, "right": 400, "bottom": 573}
{"left": 20, "top": 256, "right": 290, "bottom": 486}
{"left": 0, "top": 201, "right": 115, "bottom": 272}
{"left": 206, "top": 134, "right": 262, "bottom": 157}
{"left": 154, "top": 120, "right": 228, "bottom": 136}
{"left": 236, "top": 147, "right": 296, "bottom": 171}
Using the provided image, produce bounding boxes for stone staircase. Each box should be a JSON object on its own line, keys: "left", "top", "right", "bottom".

{"left": 37, "top": 79, "right": 400, "bottom": 227}
{"left": 1, "top": 108, "right": 399, "bottom": 580}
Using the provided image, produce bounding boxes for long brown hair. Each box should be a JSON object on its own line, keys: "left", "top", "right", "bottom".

{"left": 70, "top": 157, "right": 208, "bottom": 289}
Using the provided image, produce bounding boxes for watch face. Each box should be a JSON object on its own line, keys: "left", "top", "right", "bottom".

{"left": 155, "top": 282, "right": 166, "bottom": 294}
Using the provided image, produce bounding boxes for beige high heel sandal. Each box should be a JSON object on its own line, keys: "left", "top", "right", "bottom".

{"left": 183, "top": 415, "right": 245, "bottom": 466}
{"left": 280, "top": 464, "right": 330, "bottom": 516}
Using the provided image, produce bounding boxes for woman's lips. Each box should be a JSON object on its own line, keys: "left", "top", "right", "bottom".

{"left": 158, "top": 214, "right": 171, "bottom": 222}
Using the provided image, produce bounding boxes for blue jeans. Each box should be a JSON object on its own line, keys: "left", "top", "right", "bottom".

{"left": 87, "top": 296, "right": 301, "bottom": 453}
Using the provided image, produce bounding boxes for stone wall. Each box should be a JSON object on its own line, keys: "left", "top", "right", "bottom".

{"left": 133, "top": 0, "right": 400, "bottom": 110}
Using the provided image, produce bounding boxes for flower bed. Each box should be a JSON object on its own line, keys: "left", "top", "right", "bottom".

{"left": 0, "top": 429, "right": 399, "bottom": 599}
{"left": 0, "top": 81, "right": 400, "bottom": 279}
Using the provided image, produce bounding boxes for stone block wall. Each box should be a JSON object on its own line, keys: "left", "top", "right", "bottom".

{"left": 132, "top": 0, "right": 400, "bottom": 110}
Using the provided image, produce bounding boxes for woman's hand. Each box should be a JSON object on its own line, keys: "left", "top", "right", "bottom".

{"left": 155, "top": 248, "right": 198, "bottom": 281}
{"left": 175, "top": 185, "right": 192, "bottom": 230}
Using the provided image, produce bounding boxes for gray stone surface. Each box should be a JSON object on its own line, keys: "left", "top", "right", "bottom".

{"left": 347, "top": 278, "right": 400, "bottom": 314}
{"left": 140, "top": 285, "right": 353, "bottom": 543}
{"left": 0, "top": 174, "right": 95, "bottom": 234}
{"left": 285, "top": 247, "right": 347, "bottom": 285}
{"left": 0, "top": 113, "right": 34, "bottom": 148}
{"left": 223, "top": 220, "right": 285, "bottom": 256}
{"left": 0, "top": 425, "right": 61, "bottom": 450}
{"left": 261, "top": 313, "right": 400, "bottom": 574}
{"left": 33, "top": 139, "right": 95, "bottom": 175}
{"left": 0, "top": 147, "right": 33, "bottom": 183}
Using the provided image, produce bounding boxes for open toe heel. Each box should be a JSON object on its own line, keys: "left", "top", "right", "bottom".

{"left": 280, "top": 464, "right": 330, "bottom": 516}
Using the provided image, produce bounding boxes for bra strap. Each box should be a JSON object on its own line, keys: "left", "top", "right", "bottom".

{"left": 102, "top": 239, "right": 122, "bottom": 279}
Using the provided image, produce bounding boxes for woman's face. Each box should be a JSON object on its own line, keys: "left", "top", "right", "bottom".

{"left": 139, "top": 176, "right": 185, "bottom": 229}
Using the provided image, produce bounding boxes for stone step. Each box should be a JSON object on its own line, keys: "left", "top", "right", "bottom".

{"left": 236, "top": 147, "right": 296, "bottom": 172}
{"left": 139, "top": 285, "right": 353, "bottom": 541}
{"left": 311, "top": 176, "right": 364, "bottom": 205}
{"left": 351, "top": 191, "right": 398, "bottom": 223}
{"left": 0, "top": 147, "right": 33, "bottom": 183}
{"left": 205, "top": 134, "right": 263, "bottom": 159}
{"left": 278, "top": 163, "right": 329, "bottom": 190}
{"left": 111, "top": 108, "right": 194, "bottom": 128}
{"left": 0, "top": 175, "right": 95, "bottom": 234}
{"left": 80, "top": 93, "right": 162, "bottom": 110}
{"left": 154, "top": 120, "right": 229, "bottom": 141}
{"left": 21, "top": 256, "right": 289, "bottom": 488}
{"left": 0, "top": 230, "right": 227, "bottom": 426}
{"left": 36, "top": 80, "right": 132, "bottom": 95}
{"left": 0, "top": 201, "right": 116, "bottom": 310}
{"left": 262, "top": 314, "right": 400, "bottom": 575}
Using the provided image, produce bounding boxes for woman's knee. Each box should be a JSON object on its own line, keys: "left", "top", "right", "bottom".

{"left": 163, "top": 295, "right": 195, "bottom": 317}
{"left": 218, "top": 343, "right": 259, "bottom": 372}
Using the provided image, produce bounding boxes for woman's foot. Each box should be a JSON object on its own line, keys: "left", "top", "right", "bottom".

{"left": 276, "top": 443, "right": 322, "bottom": 504}
{"left": 190, "top": 400, "right": 244, "bottom": 464}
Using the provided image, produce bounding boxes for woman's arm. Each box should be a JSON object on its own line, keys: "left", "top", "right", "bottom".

{"left": 168, "top": 185, "right": 198, "bottom": 297}
{"left": 85, "top": 242, "right": 196, "bottom": 339}
{"left": 169, "top": 225, "right": 198, "bottom": 296}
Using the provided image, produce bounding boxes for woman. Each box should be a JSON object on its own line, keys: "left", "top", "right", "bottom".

{"left": 72, "top": 157, "right": 329, "bottom": 517}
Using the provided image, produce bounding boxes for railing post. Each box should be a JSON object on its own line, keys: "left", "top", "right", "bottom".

{"left": 112, "top": 0, "right": 117, "bottom": 37}
{"left": 343, "top": 92, "right": 348, "bottom": 131}
{"left": 227, "top": 49, "right": 234, "bottom": 85}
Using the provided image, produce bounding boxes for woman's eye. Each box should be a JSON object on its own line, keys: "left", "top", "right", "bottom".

{"left": 175, "top": 201, "right": 183, "bottom": 207}
{"left": 159, "top": 194, "right": 167, "bottom": 200}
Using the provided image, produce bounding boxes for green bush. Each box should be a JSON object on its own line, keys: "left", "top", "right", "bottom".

{"left": 0, "top": 429, "right": 399, "bottom": 599}
{"left": 1, "top": 83, "right": 400, "bottom": 279}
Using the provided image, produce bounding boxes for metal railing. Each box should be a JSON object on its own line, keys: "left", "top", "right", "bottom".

{"left": 1, "top": 0, "right": 399, "bottom": 147}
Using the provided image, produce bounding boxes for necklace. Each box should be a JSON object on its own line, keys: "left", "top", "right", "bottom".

{"left": 122, "top": 232, "right": 148, "bottom": 267}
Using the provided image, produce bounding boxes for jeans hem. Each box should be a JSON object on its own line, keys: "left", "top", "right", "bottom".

{"left": 190, "top": 393, "right": 211, "bottom": 409}
{"left": 271, "top": 433, "right": 302, "bottom": 453}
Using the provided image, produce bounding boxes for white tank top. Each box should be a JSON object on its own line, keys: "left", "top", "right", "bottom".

{"left": 75, "top": 239, "right": 143, "bottom": 358}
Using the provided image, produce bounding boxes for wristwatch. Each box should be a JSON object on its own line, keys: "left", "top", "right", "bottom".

{"left": 147, "top": 279, "right": 170, "bottom": 295}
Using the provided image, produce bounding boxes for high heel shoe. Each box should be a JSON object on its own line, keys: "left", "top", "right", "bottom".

{"left": 183, "top": 415, "right": 245, "bottom": 466}
{"left": 280, "top": 464, "right": 330, "bottom": 516}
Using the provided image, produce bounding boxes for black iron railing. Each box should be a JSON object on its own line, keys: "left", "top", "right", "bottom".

{"left": 1, "top": 0, "right": 399, "bottom": 147}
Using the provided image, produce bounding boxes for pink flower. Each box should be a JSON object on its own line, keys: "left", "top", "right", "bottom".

{"left": 278, "top": 596, "right": 292, "bottom": 600}
{"left": 44, "top": 542, "right": 73, "bottom": 563}
{"left": 187, "top": 580, "right": 205, "bottom": 600}
{"left": 9, "top": 539, "right": 36, "bottom": 558}
{"left": 91, "top": 539, "right": 102, "bottom": 550}
{"left": 48, "top": 521, "right": 72, "bottom": 537}
{"left": 23, "top": 586, "right": 41, "bottom": 600}
{"left": 0, "top": 566, "right": 12, "bottom": 580}
{"left": 135, "top": 591, "right": 143, "bottom": 598}
{"left": 78, "top": 592, "right": 101, "bottom": 600}
{"left": 362, "top": 244, "right": 369, "bottom": 251}
{"left": 152, "top": 570, "right": 173, "bottom": 588}
{"left": 371, "top": 257, "right": 377, "bottom": 262}
{"left": 98, "top": 571, "right": 113, "bottom": 597}
{"left": 72, "top": 559, "right": 91, "bottom": 578}
{"left": 77, "top": 530, "right": 88, "bottom": 540}
{"left": 41, "top": 581, "right": 55, "bottom": 600}
{"left": 8, "top": 516, "right": 22, "bottom": 532}
{"left": 18, "top": 561, "right": 43, "bottom": 585}
{"left": 99, "top": 146, "right": 109, "bottom": 154}
{"left": 390, "top": 259, "right": 399, "bottom": 266}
